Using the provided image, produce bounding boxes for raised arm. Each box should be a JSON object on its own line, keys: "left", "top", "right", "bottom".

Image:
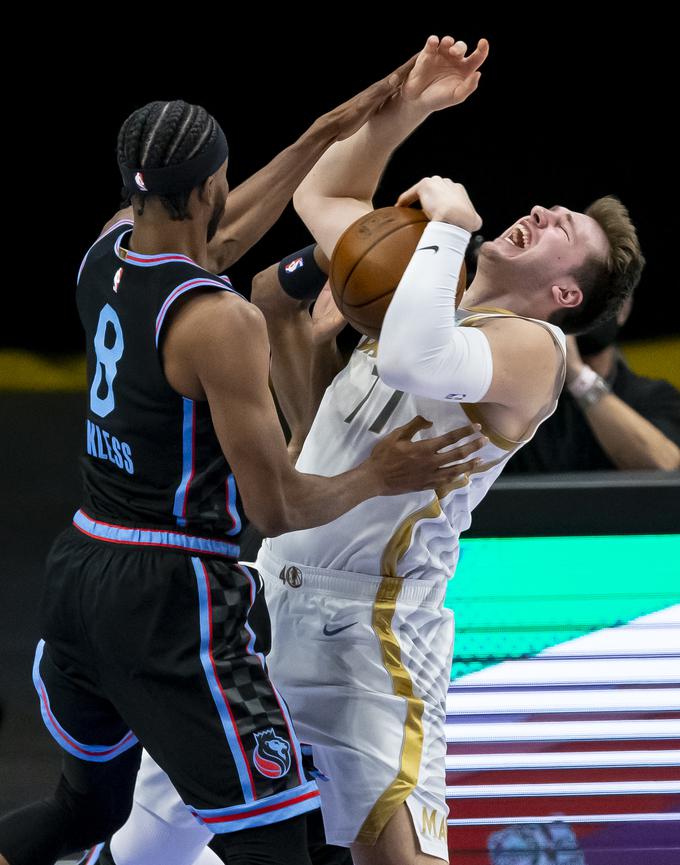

{"left": 293, "top": 34, "right": 489, "bottom": 259}
{"left": 161, "top": 291, "right": 484, "bottom": 536}
{"left": 251, "top": 246, "right": 345, "bottom": 459}
{"left": 205, "top": 52, "right": 420, "bottom": 273}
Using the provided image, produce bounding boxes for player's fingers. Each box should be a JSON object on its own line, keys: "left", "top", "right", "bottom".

{"left": 396, "top": 182, "right": 423, "bottom": 207}
{"left": 426, "top": 424, "right": 481, "bottom": 450}
{"left": 433, "top": 460, "right": 482, "bottom": 486}
{"left": 394, "top": 415, "right": 433, "bottom": 439}
{"left": 433, "top": 457, "right": 482, "bottom": 484}
{"left": 423, "top": 35, "right": 440, "bottom": 55}
{"left": 471, "top": 204, "right": 484, "bottom": 231}
{"left": 412, "top": 461, "right": 476, "bottom": 492}
{"left": 463, "top": 38, "right": 490, "bottom": 71}
{"left": 431, "top": 437, "right": 486, "bottom": 467}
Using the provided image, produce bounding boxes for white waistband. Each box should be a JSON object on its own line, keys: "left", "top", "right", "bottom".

{"left": 256, "top": 544, "right": 447, "bottom": 609}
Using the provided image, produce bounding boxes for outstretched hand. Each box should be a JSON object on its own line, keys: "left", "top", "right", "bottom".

{"left": 321, "top": 52, "right": 419, "bottom": 142}
{"left": 369, "top": 417, "right": 486, "bottom": 496}
{"left": 401, "top": 34, "right": 489, "bottom": 113}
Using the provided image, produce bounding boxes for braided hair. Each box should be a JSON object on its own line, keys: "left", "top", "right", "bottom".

{"left": 117, "top": 100, "right": 219, "bottom": 220}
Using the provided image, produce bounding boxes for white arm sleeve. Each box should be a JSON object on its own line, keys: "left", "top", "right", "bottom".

{"left": 377, "top": 221, "right": 493, "bottom": 403}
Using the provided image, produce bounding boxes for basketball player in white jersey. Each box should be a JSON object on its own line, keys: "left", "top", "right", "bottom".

{"left": 253, "top": 34, "right": 639, "bottom": 865}
{"left": 89, "top": 33, "right": 643, "bottom": 865}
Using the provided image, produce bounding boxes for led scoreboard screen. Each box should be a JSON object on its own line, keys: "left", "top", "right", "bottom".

{"left": 442, "top": 534, "right": 680, "bottom": 864}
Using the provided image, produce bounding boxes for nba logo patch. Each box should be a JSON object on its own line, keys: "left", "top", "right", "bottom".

{"left": 284, "top": 257, "right": 304, "bottom": 273}
{"left": 253, "top": 728, "right": 291, "bottom": 779}
{"left": 113, "top": 267, "right": 123, "bottom": 293}
{"left": 134, "top": 171, "right": 148, "bottom": 191}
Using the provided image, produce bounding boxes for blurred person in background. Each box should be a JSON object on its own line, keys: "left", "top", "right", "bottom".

{"left": 505, "top": 296, "right": 680, "bottom": 473}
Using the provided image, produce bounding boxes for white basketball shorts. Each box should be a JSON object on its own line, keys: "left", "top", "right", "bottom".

{"left": 257, "top": 544, "right": 454, "bottom": 860}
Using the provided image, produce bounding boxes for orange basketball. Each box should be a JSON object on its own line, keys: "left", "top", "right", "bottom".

{"left": 329, "top": 206, "right": 467, "bottom": 338}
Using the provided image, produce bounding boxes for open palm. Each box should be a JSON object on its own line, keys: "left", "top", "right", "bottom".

{"left": 402, "top": 34, "right": 489, "bottom": 112}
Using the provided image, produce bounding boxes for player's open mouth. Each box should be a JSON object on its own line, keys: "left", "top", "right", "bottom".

{"left": 505, "top": 223, "right": 531, "bottom": 249}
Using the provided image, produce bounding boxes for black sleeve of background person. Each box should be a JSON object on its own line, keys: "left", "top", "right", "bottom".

{"left": 614, "top": 364, "right": 680, "bottom": 446}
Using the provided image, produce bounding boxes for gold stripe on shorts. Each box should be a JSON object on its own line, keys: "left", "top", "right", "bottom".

{"left": 355, "top": 574, "right": 425, "bottom": 845}
{"left": 355, "top": 497, "right": 442, "bottom": 844}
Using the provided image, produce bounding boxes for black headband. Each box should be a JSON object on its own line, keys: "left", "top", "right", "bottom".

{"left": 119, "top": 125, "right": 229, "bottom": 197}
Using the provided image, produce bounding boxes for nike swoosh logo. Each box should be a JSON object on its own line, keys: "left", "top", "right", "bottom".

{"left": 323, "top": 622, "right": 358, "bottom": 636}
{"left": 418, "top": 245, "right": 439, "bottom": 254}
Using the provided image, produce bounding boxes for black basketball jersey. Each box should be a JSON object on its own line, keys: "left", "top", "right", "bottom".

{"left": 74, "top": 218, "right": 244, "bottom": 557}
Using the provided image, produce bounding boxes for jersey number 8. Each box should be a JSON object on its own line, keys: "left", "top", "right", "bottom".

{"left": 90, "top": 304, "right": 124, "bottom": 418}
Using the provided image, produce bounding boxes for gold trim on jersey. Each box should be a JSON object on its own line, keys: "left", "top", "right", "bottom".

{"left": 357, "top": 337, "right": 379, "bottom": 358}
{"left": 435, "top": 472, "right": 471, "bottom": 499}
{"left": 460, "top": 403, "right": 524, "bottom": 451}
{"left": 463, "top": 304, "right": 516, "bottom": 316}
{"left": 435, "top": 453, "right": 508, "bottom": 498}
{"left": 381, "top": 494, "right": 442, "bottom": 578}
{"left": 355, "top": 575, "right": 425, "bottom": 846}
{"left": 459, "top": 312, "right": 566, "bottom": 449}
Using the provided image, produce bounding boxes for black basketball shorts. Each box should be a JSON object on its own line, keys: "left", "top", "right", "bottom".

{"left": 33, "top": 525, "right": 319, "bottom": 833}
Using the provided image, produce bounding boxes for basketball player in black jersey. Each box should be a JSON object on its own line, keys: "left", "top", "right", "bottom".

{"left": 0, "top": 64, "right": 486, "bottom": 865}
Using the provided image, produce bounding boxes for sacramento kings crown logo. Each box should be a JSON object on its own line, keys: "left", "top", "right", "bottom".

{"left": 253, "top": 728, "right": 292, "bottom": 779}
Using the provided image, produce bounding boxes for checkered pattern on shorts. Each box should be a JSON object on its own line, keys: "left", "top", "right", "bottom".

{"left": 205, "top": 562, "right": 305, "bottom": 797}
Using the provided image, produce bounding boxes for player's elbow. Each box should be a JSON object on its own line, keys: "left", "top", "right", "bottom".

{"left": 377, "top": 343, "right": 416, "bottom": 393}
{"left": 242, "top": 501, "right": 289, "bottom": 538}
{"left": 255, "top": 517, "right": 289, "bottom": 538}
{"left": 293, "top": 184, "right": 319, "bottom": 232}
{"left": 235, "top": 479, "right": 280, "bottom": 537}
{"left": 250, "top": 265, "right": 280, "bottom": 314}
{"left": 380, "top": 365, "right": 425, "bottom": 397}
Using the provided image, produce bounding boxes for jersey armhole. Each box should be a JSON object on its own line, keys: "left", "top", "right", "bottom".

{"left": 459, "top": 314, "right": 566, "bottom": 445}
{"left": 77, "top": 219, "right": 134, "bottom": 285}
{"left": 154, "top": 278, "right": 239, "bottom": 349}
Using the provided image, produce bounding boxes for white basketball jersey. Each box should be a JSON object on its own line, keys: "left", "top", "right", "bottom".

{"left": 268, "top": 309, "right": 565, "bottom": 581}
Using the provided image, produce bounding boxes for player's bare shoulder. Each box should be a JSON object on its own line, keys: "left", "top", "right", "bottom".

{"left": 473, "top": 315, "right": 563, "bottom": 409}
{"left": 477, "top": 315, "right": 557, "bottom": 351}
{"left": 162, "top": 290, "right": 264, "bottom": 400}
{"left": 171, "top": 287, "right": 258, "bottom": 338}
{"left": 98, "top": 207, "right": 134, "bottom": 236}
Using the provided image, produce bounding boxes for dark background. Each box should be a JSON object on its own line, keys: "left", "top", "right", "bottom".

{"left": 1, "top": 12, "right": 677, "bottom": 813}
{"left": 7, "top": 13, "right": 675, "bottom": 352}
